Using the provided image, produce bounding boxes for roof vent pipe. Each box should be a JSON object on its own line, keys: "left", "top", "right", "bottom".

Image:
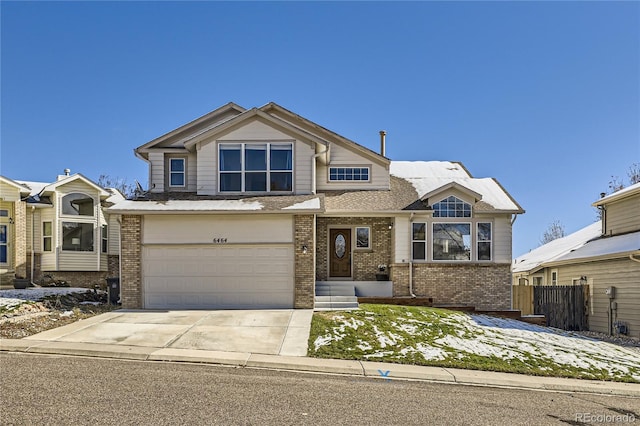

{"left": 64, "top": 168, "right": 71, "bottom": 176}
{"left": 379, "top": 130, "right": 386, "bottom": 157}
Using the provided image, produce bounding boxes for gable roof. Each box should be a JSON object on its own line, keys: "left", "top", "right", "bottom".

{"left": 548, "top": 230, "right": 640, "bottom": 265}
{"left": 512, "top": 222, "right": 602, "bottom": 274}
{"left": 390, "top": 161, "right": 524, "bottom": 213}
{"left": 592, "top": 181, "right": 640, "bottom": 207}
{"left": 0, "top": 176, "right": 31, "bottom": 195}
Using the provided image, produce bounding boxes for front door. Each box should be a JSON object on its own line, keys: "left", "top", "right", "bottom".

{"left": 329, "top": 228, "right": 351, "bottom": 278}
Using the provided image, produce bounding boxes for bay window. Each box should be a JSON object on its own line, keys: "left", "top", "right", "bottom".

{"left": 219, "top": 143, "right": 292, "bottom": 192}
{"left": 62, "top": 222, "right": 94, "bottom": 252}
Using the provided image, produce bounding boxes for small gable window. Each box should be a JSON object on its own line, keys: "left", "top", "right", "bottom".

{"left": 432, "top": 196, "right": 471, "bottom": 218}
{"left": 169, "top": 158, "right": 186, "bottom": 187}
{"left": 329, "top": 167, "right": 369, "bottom": 182}
{"left": 61, "top": 193, "right": 94, "bottom": 216}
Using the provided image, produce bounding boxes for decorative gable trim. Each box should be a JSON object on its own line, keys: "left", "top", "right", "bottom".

{"left": 40, "top": 174, "right": 110, "bottom": 198}
{"left": 421, "top": 181, "right": 483, "bottom": 205}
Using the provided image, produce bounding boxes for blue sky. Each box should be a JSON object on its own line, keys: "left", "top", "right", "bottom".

{"left": 1, "top": 1, "right": 638, "bottom": 257}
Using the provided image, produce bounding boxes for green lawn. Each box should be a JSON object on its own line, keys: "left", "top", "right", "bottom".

{"left": 308, "top": 304, "right": 640, "bottom": 383}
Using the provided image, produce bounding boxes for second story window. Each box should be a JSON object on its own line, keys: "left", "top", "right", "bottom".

{"left": 219, "top": 143, "right": 293, "bottom": 193}
{"left": 169, "top": 158, "right": 186, "bottom": 188}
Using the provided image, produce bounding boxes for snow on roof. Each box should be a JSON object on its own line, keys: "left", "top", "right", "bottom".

{"left": 283, "top": 197, "right": 321, "bottom": 210}
{"left": 552, "top": 230, "right": 640, "bottom": 263}
{"left": 110, "top": 199, "right": 263, "bottom": 212}
{"left": 16, "top": 181, "right": 49, "bottom": 196}
{"left": 512, "top": 222, "right": 602, "bottom": 273}
{"left": 593, "top": 181, "right": 640, "bottom": 206}
{"left": 390, "top": 161, "right": 522, "bottom": 211}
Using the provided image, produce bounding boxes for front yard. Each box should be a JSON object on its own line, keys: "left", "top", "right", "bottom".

{"left": 308, "top": 304, "right": 640, "bottom": 383}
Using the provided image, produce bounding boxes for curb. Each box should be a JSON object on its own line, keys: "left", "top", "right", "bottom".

{"left": 2, "top": 339, "right": 639, "bottom": 397}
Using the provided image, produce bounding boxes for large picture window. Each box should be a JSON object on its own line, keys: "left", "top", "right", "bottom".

{"left": 433, "top": 223, "right": 471, "bottom": 261}
{"left": 61, "top": 193, "right": 94, "bottom": 216}
{"left": 219, "top": 143, "right": 292, "bottom": 192}
{"left": 62, "top": 222, "right": 94, "bottom": 252}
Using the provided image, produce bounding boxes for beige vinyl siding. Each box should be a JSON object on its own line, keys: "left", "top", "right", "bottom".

{"left": 25, "top": 209, "right": 44, "bottom": 252}
{"left": 107, "top": 214, "right": 120, "bottom": 255}
{"left": 393, "top": 216, "right": 411, "bottom": 263}
{"left": 197, "top": 139, "right": 217, "bottom": 195}
{"left": 0, "top": 183, "right": 21, "bottom": 202}
{"left": 553, "top": 259, "right": 640, "bottom": 338}
{"left": 187, "top": 152, "right": 197, "bottom": 192}
{"left": 604, "top": 195, "right": 640, "bottom": 235}
{"left": 149, "top": 152, "right": 165, "bottom": 193}
{"left": 295, "top": 140, "right": 313, "bottom": 194}
{"left": 40, "top": 206, "right": 56, "bottom": 270}
{"left": 316, "top": 143, "right": 390, "bottom": 191}
{"left": 143, "top": 214, "right": 294, "bottom": 245}
{"left": 491, "top": 214, "right": 513, "bottom": 263}
{"left": 57, "top": 252, "right": 99, "bottom": 271}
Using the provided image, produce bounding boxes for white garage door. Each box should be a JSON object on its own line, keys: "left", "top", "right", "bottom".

{"left": 142, "top": 245, "right": 294, "bottom": 310}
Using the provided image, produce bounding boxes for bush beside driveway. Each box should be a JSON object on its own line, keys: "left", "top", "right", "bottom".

{"left": 308, "top": 304, "right": 640, "bottom": 383}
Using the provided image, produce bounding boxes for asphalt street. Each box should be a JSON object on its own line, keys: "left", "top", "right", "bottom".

{"left": 1, "top": 353, "right": 638, "bottom": 425}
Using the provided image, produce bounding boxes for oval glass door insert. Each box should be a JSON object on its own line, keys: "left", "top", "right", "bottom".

{"left": 335, "top": 234, "right": 346, "bottom": 259}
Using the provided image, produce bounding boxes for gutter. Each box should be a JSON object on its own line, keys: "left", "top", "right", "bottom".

{"left": 311, "top": 144, "right": 329, "bottom": 195}
{"left": 630, "top": 254, "right": 640, "bottom": 263}
{"left": 135, "top": 150, "right": 152, "bottom": 192}
{"left": 408, "top": 212, "right": 416, "bottom": 298}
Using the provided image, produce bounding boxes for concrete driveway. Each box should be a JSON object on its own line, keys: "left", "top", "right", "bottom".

{"left": 24, "top": 309, "right": 313, "bottom": 356}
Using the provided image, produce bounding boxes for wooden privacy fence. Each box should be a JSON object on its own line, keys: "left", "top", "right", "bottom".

{"left": 512, "top": 285, "right": 589, "bottom": 331}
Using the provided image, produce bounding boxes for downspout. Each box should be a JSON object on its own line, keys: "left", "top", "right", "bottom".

{"left": 311, "top": 144, "right": 329, "bottom": 195}
{"left": 117, "top": 216, "right": 123, "bottom": 304}
{"left": 511, "top": 214, "right": 518, "bottom": 225}
{"left": 408, "top": 212, "right": 416, "bottom": 298}
{"left": 30, "top": 205, "right": 37, "bottom": 287}
{"left": 630, "top": 254, "right": 640, "bottom": 263}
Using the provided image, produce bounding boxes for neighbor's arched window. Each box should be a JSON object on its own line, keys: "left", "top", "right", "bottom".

{"left": 432, "top": 196, "right": 471, "bottom": 218}
{"left": 61, "top": 193, "right": 95, "bottom": 216}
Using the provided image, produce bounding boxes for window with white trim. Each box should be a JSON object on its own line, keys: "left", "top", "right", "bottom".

{"left": 43, "top": 221, "right": 52, "bottom": 252}
{"left": 355, "top": 226, "right": 370, "bottom": 249}
{"left": 477, "top": 222, "right": 492, "bottom": 261}
{"left": 169, "top": 158, "right": 186, "bottom": 188}
{"left": 412, "top": 222, "right": 426, "bottom": 260}
{"left": 62, "top": 193, "right": 94, "bottom": 216}
{"left": 62, "top": 222, "right": 94, "bottom": 252}
{"left": 219, "top": 143, "right": 293, "bottom": 192}
{"left": 551, "top": 270, "right": 558, "bottom": 286}
{"left": 433, "top": 223, "right": 471, "bottom": 261}
{"left": 329, "top": 167, "right": 369, "bottom": 182}
{"left": 432, "top": 196, "right": 471, "bottom": 218}
{"left": 101, "top": 225, "right": 108, "bottom": 253}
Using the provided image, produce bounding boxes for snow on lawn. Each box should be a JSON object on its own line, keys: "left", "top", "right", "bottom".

{"left": 0, "top": 288, "right": 93, "bottom": 309}
{"left": 311, "top": 306, "right": 640, "bottom": 382}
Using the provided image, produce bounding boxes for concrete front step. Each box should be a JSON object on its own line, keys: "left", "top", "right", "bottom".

{"left": 314, "top": 294, "right": 359, "bottom": 310}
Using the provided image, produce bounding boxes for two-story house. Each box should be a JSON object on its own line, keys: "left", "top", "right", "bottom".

{"left": 512, "top": 182, "right": 640, "bottom": 338}
{"left": 109, "top": 102, "right": 524, "bottom": 311}
{"left": 0, "top": 172, "right": 122, "bottom": 287}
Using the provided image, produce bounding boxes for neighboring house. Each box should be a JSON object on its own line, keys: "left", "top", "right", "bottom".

{"left": 0, "top": 172, "right": 122, "bottom": 287}
{"left": 512, "top": 182, "right": 640, "bottom": 338}
{"left": 109, "top": 102, "right": 524, "bottom": 311}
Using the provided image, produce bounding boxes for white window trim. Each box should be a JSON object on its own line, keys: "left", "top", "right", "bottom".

{"left": 43, "top": 221, "right": 53, "bottom": 252}
{"left": 551, "top": 269, "right": 558, "bottom": 286}
{"left": 328, "top": 166, "right": 371, "bottom": 183}
{"left": 61, "top": 221, "right": 96, "bottom": 253}
{"left": 101, "top": 225, "right": 108, "bottom": 254}
{"left": 411, "top": 222, "right": 427, "bottom": 261}
{"left": 218, "top": 142, "right": 294, "bottom": 194}
{"left": 476, "top": 222, "right": 492, "bottom": 262}
{"left": 168, "top": 157, "right": 186, "bottom": 189}
{"left": 354, "top": 226, "right": 371, "bottom": 250}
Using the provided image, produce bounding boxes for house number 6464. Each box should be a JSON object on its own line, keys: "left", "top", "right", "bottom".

{"left": 213, "top": 238, "right": 228, "bottom": 244}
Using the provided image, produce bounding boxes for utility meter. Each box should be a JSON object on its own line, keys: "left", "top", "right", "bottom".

{"left": 605, "top": 286, "right": 616, "bottom": 298}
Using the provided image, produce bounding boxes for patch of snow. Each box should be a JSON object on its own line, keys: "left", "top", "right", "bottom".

{"left": 414, "top": 343, "right": 448, "bottom": 361}
{"left": 363, "top": 351, "right": 396, "bottom": 359}
{"left": 313, "top": 335, "right": 334, "bottom": 351}
{"left": 283, "top": 198, "right": 321, "bottom": 210}
{"left": 109, "top": 199, "right": 263, "bottom": 212}
{"left": 60, "top": 310, "right": 74, "bottom": 318}
{"left": 357, "top": 340, "right": 373, "bottom": 351}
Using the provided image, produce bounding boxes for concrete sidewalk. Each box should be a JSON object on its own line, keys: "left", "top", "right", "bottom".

{"left": 1, "top": 338, "right": 639, "bottom": 398}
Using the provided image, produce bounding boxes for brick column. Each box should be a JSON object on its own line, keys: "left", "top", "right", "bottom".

{"left": 294, "top": 215, "right": 315, "bottom": 309}
{"left": 120, "top": 215, "right": 142, "bottom": 309}
{"left": 14, "top": 201, "right": 27, "bottom": 279}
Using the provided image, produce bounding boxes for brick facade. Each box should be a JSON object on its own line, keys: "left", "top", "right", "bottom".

{"left": 294, "top": 215, "right": 315, "bottom": 308}
{"left": 25, "top": 254, "right": 120, "bottom": 289}
{"left": 391, "top": 262, "right": 512, "bottom": 310}
{"left": 120, "top": 215, "right": 142, "bottom": 309}
{"left": 14, "top": 200, "right": 27, "bottom": 279}
{"left": 316, "top": 217, "right": 393, "bottom": 281}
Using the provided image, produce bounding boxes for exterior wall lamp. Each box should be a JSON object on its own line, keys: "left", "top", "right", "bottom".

{"left": 302, "top": 245, "right": 308, "bottom": 254}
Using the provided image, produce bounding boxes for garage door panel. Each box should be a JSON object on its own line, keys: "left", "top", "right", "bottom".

{"left": 142, "top": 245, "right": 294, "bottom": 309}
